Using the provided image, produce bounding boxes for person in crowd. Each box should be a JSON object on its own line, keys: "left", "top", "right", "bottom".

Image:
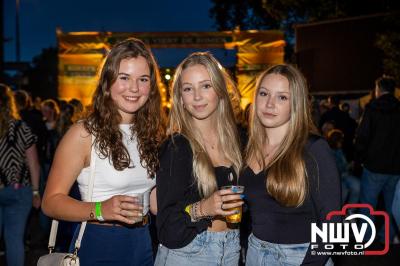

{"left": 38, "top": 99, "right": 61, "bottom": 235}
{"left": 326, "top": 129, "right": 360, "bottom": 205}
{"left": 320, "top": 120, "right": 335, "bottom": 140}
{"left": 57, "top": 103, "right": 75, "bottom": 137}
{"left": 33, "top": 96, "right": 42, "bottom": 111}
{"left": 240, "top": 64, "right": 340, "bottom": 265}
{"left": 41, "top": 99, "right": 60, "bottom": 131}
{"left": 0, "top": 84, "right": 41, "bottom": 266}
{"left": 392, "top": 180, "right": 400, "bottom": 236}
{"left": 68, "top": 98, "right": 85, "bottom": 122}
{"left": 41, "top": 99, "right": 61, "bottom": 170}
{"left": 14, "top": 90, "right": 47, "bottom": 168}
{"left": 155, "top": 52, "right": 244, "bottom": 266}
{"left": 355, "top": 75, "right": 400, "bottom": 243}
{"left": 319, "top": 95, "right": 356, "bottom": 161}
{"left": 42, "top": 38, "right": 166, "bottom": 265}
{"left": 392, "top": 180, "right": 400, "bottom": 242}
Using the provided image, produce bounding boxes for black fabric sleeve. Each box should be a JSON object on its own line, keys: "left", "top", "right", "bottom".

{"left": 156, "top": 135, "right": 210, "bottom": 249}
{"left": 354, "top": 106, "right": 372, "bottom": 164}
{"left": 302, "top": 138, "right": 342, "bottom": 266}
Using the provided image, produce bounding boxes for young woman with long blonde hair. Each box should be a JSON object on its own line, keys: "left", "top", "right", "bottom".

{"left": 240, "top": 64, "right": 340, "bottom": 265}
{"left": 155, "top": 52, "right": 244, "bottom": 266}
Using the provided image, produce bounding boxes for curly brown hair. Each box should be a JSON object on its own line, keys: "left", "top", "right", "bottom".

{"left": 84, "top": 38, "right": 166, "bottom": 178}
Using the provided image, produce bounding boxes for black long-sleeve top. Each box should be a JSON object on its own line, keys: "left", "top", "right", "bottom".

{"left": 354, "top": 94, "right": 400, "bottom": 175}
{"left": 156, "top": 134, "right": 237, "bottom": 249}
{"left": 240, "top": 136, "right": 341, "bottom": 265}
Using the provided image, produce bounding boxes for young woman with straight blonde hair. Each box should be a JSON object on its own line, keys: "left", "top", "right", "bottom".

{"left": 155, "top": 52, "right": 244, "bottom": 266}
{"left": 240, "top": 64, "right": 340, "bottom": 265}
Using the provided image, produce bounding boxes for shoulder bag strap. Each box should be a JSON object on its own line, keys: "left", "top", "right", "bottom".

{"left": 47, "top": 134, "right": 97, "bottom": 252}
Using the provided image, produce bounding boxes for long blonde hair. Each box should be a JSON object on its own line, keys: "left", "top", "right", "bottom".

{"left": 246, "top": 64, "right": 317, "bottom": 207}
{"left": 169, "top": 52, "right": 242, "bottom": 198}
{"left": 0, "top": 84, "right": 20, "bottom": 138}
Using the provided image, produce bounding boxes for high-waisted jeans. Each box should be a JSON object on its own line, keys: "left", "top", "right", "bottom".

{"left": 155, "top": 229, "right": 240, "bottom": 266}
{"left": 69, "top": 223, "right": 153, "bottom": 266}
{"left": 245, "top": 234, "right": 310, "bottom": 266}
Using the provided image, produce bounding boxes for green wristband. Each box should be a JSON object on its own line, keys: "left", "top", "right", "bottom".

{"left": 95, "top": 202, "right": 105, "bottom": 221}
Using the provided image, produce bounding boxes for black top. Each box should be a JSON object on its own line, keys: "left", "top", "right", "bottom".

{"left": 19, "top": 108, "right": 47, "bottom": 163}
{"left": 156, "top": 134, "right": 237, "bottom": 249}
{"left": 355, "top": 94, "right": 400, "bottom": 175}
{"left": 240, "top": 136, "right": 341, "bottom": 265}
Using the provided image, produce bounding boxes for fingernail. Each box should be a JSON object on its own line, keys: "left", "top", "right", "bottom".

{"left": 240, "top": 194, "right": 245, "bottom": 199}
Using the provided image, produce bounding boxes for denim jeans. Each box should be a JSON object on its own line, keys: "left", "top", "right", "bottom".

{"left": 342, "top": 173, "right": 360, "bottom": 205}
{"left": 155, "top": 229, "right": 240, "bottom": 266}
{"left": 392, "top": 180, "right": 400, "bottom": 231}
{"left": 359, "top": 168, "right": 400, "bottom": 242}
{"left": 0, "top": 186, "right": 33, "bottom": 266}
{"left": 246, "top": 234, "right": 311, "bottom": 266}
{"left": 70, "top": 223, "right": 153, "bottom": 266}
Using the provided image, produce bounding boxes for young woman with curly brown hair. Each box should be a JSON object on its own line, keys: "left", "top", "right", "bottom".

{"left": 42, "top": 38, "right": 165, "bottom": 265}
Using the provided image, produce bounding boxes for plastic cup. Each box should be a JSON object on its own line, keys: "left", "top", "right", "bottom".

{"left": 220, "top": 185, "right": 244, "bottom": 223}
{"left": 126, "top": 193, "right": 144, "bottom": 223}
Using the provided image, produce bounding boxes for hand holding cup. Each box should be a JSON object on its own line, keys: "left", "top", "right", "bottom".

{"left": 201, "top": 186, "right": 244, "bottom": 218}
{"left": 100, "top": 194, "right": 144, "bottom": 224}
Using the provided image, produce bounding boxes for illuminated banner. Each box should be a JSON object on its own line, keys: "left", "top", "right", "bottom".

{"left": 58, "top": 54, "right": 103, "bottom": 105}
{"left": 57, "top": 30, "right": 285, "bottom": 107}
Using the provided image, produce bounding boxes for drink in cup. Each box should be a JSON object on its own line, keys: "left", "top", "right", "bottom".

{"left": 126, "top": 193, "right": 144, "bottom": 223}
{"left": 221, "top": 185, "right": 244, "bottom": 223}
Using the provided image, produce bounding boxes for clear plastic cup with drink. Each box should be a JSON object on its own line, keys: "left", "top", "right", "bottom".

{"left": 221, "top": 185, "right": 244, "bottom": 223}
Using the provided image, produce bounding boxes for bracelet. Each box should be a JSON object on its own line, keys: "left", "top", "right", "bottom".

{"left": 199, "top": 200, "right": 213, "bottom": 220}
{"left": 191, "top": 202, "right": 200, "bottom": 222}
{"left": 188, "top": 201, "right": 213, "bottom": 222}
{"left": 95, "top": 202, "right": 105, "bottom": 221}
{"left": 32, "top": 190, "right": 40, "bottom": 196}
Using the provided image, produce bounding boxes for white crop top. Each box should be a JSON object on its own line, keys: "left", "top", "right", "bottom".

{"left": 77, "top": 124, "right": 155, "bottom": 214}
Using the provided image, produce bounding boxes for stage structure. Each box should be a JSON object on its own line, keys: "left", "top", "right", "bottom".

{"left": 57, "top": 29, "right": 285, "bottom": 107}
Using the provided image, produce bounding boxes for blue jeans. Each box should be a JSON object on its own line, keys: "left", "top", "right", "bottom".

{"left": 70, "top": 223, "right": 153, "bottom": 266}
{"left": 342, "top": 173, "right": 360, "bottom": 205}
{"left": 155, "top": 229, "right": 240, "bottom": 266}
{"left": 0, "top": 186, "right": 32, "bottom": 266}
{"left": 246, "top": 234, "right": 311, "bottom": 266}
{"left": 392, "top": 180, "right": 400, "bottom": 231}
{"left": 359, "top": 168, "right": 400, "bottom": 242}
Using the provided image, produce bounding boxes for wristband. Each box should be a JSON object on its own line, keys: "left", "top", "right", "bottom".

{"left": 32, "top": 190, "right": 40, "bottom": 196}
{"left": 95, "top": 202, "right": 105, "bottom": 221}
{"left": 184, "top": 204, "right": 192, "bottom": 216}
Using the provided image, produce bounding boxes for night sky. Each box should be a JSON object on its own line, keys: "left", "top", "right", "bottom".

{"left": 4, "top": 0, "right": 236, "bottom": 67}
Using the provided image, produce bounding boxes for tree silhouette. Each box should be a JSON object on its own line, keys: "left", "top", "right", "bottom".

{"left": 23, "top": 47, "right": 58, "bottom": 99}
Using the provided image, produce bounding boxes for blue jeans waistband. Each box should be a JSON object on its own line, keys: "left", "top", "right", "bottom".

{"left": 249, "top": 233, "right": 309, "bottom": 251}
